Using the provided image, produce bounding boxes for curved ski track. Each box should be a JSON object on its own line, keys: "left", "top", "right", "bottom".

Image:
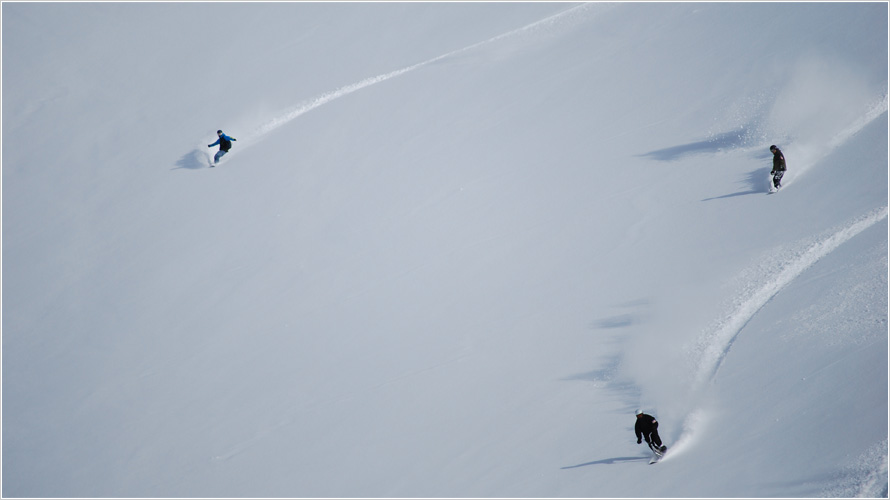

{"left": 667, "top": 205, "right": 888, "bottom": 462}
{"left": 197, "top": 5, "right": 888, "bottom": 480}
{"left": 693, "top": 207, "right": 888, "bottom": 387}
{"left": 237, "top": 3, "right": 602, "bottom": 147}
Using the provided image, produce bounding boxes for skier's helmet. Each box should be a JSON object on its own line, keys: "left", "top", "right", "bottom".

{"left": 635, "top": 409, "right": 643, "bottom": 416}
{"left": 217, "top": 130, "right": 223, "bottom": 135}
{"left": 769, "top": 145, "right": 777, "bottom": 152}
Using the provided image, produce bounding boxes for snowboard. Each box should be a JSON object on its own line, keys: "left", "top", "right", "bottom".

{"left": 648, "top": 446, "right": 667, "bottom": 464}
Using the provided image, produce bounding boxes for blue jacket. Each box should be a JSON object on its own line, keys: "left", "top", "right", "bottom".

{"left": 209, "top": 134, "right": 236, "bottom": 151}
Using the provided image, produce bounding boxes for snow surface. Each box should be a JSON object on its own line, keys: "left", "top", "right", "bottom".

{"left": 2, "top": 2, "right": 888, "bottom": 497}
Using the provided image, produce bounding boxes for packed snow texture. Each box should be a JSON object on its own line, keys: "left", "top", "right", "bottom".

{"left": 2, "top": 2, "right": 887, "bottom": 497}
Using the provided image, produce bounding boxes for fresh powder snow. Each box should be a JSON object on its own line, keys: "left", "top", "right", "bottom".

{"left": 2, "top": 2, "right": 887, "bottom": 497}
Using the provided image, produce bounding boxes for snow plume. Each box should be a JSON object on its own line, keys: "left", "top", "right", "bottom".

{"left": 762, "top": 55, "right": 887, "bottom": 183}
{"left": 766, "top": 55, "right": 872, "bottom": 144}
{"left": 688, "top": 206, "right": 889, "bottom": 391}
{"left": 658, "top": 408, "right": 709, "bottom": 463}
{"left": 238, "top": 3, "right": 603, "bottom": 146}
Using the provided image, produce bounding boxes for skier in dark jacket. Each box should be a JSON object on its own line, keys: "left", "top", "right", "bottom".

{"left": 208, "top": 130, "right": 236, "bottom": 165}
{"left": 635, "top": 409, "right": 667, "bottom": 454}
{"left": 770, "top": 145, "right": 786, "bottom": 191}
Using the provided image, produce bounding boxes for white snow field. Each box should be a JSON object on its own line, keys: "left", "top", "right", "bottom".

{"left": 2, "top": 2, "right": 888, "bottom": 497}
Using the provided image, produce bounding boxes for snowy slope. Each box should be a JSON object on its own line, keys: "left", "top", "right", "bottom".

{"left": 2, "top": 2, "right": 887, "bottom": 497}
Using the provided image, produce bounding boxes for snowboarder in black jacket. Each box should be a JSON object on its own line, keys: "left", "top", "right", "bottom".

{"left": 635, "top": 409, "right": 667, "bottom": 454}
{"left": 770, "top": 145, "right": 786, "bottom": 191}
{"left": 208, "top": 130, "right": 236, "bottom": 165}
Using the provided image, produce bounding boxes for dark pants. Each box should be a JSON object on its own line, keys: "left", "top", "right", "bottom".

{"left": 644, "top": 430, "right": 663, "bottom": 451}
{"left": 772, "top": 170, "right": 785, "bottom": 189}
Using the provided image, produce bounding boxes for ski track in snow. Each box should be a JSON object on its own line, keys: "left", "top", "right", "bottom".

{"left": 827, "top": 93, "right": 889, "bottom": 151}
{"left": 231, "top": 3, "right": 600, "bottom": 147}
{"left": 662, "top": 97, "right": 889, "bottom": 458}
{"left": 782, "top": 93, "right": 889, "bottom": 190}
{"left": 668, "top": 206, "right": 889, "bottom": 462}
{"left": 187, "top": 4, "right": 600, "bottom": 164}
{"left": 692, "top": 205, "right": 888, "bottom": 388}
{"left": 636, "top": 90, "right": 887, "bottom": 464}
{"left": 190, "top": 5, "right": 887, "bottom": 485}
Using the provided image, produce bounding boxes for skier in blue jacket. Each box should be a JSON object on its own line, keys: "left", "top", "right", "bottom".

{"left": 208, "top": 130, "right": 236, "bottom": 165}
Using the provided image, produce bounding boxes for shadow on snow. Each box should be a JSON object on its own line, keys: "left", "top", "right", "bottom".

{"left": 701, "top": 168, "right": 771, "bottom": 201}
{"left": 638, "top": 128, "right": 756, "bottom": 162}
{"left": 561, "top": 456, "right": 650, "bottom": 469}
{"left": 173, "top": 148, "right": 209, "bottom": 170}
